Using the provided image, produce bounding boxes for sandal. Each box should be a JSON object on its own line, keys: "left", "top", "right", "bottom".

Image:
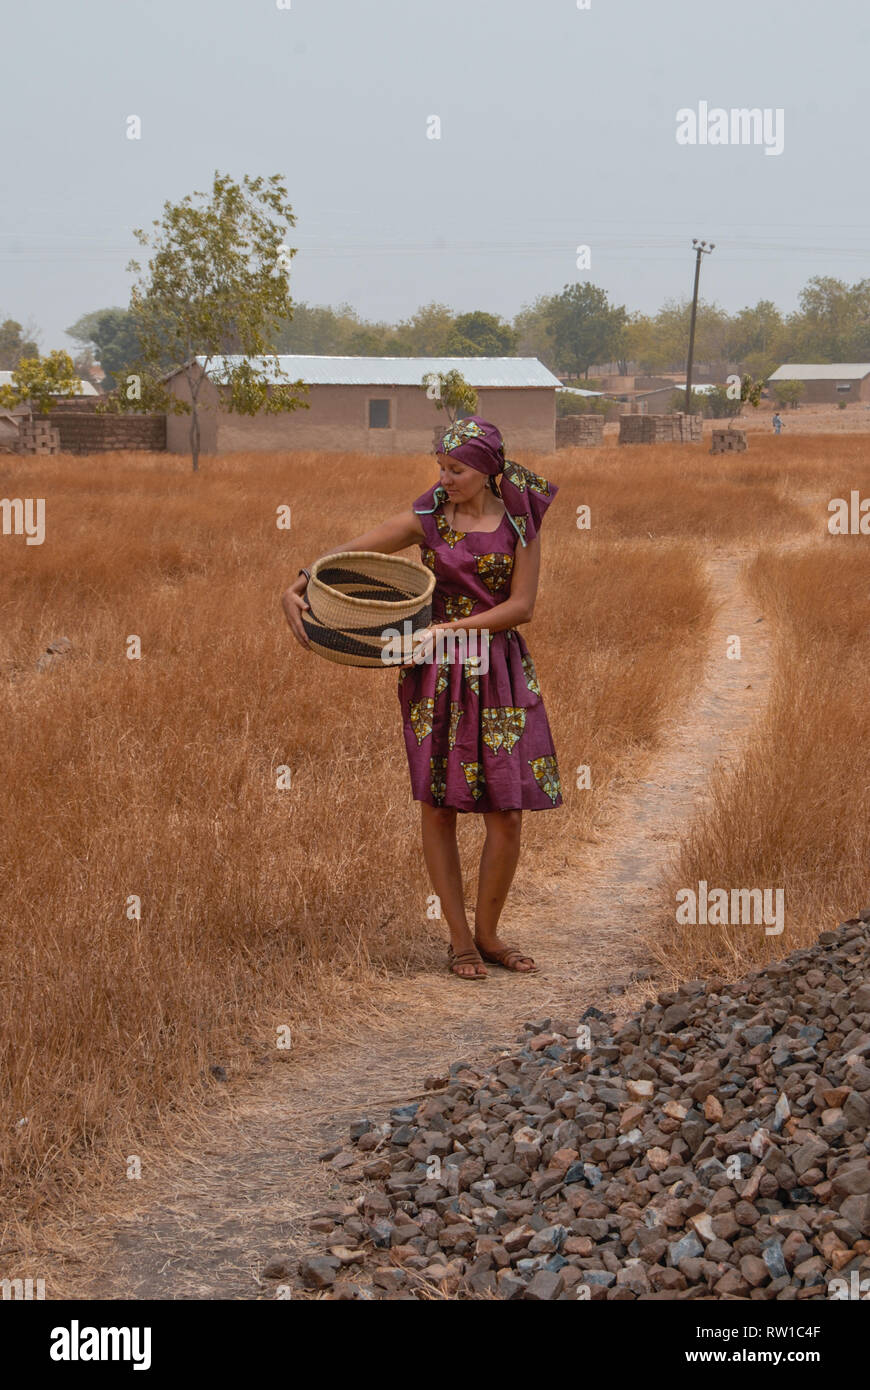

{"left": 447, "top": 945, "right": 487, "bottom": 981}
{"left": 474, "top": 941, "right": 540, "bottom": 974}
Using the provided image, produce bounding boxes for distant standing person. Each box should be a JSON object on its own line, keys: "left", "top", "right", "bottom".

{"left": 772, "top": 412, "right": 783, "bottom": 434}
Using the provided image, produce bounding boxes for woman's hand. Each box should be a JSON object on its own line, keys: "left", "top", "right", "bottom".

{"left": 281, "top": 575, "right": 312, "bottom": 650}
{"left": 398, "top": 622, "right": 453, "bottom": 669}
{"left": 398, "top": 626, "right": 433, "bottom": 669}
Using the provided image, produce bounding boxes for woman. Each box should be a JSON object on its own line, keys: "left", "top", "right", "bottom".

{"left": 282, "top": 416, "right": 562, "bottom": 981}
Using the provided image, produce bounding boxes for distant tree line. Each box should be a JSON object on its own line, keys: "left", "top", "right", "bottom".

{"left": 7, "top": 272, "right": 870, "bottom": 388}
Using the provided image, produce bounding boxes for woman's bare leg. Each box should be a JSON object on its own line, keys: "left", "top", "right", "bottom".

{"left": 474, "top": 809, "right": 535, "bottom": 970}
{"left": 420, "top": 803, "right": 485, "bottom": 977}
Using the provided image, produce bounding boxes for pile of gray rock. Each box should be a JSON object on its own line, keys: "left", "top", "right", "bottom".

{"left": 280, "top": 912, "right": 870, "bottom": 1300}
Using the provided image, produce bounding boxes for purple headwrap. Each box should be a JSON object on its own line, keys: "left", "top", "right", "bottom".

{"left": 413, "top": 415, "right": 558, "bottom": 547}
{"left": 436, "top": 415, "right": 506, "bottom": 476}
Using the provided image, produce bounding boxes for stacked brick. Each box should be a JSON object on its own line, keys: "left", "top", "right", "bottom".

{"left": 34, "top": 411, "right": 166, "bottom": 454}
{"left": 556, "top": 415, "right": 605, "bottom": 448}
{"left": 618, "top": 413, "right": 702, "bottom": 445}
{"left": 17, "top": 420, "right": 60, "bottom": 455}
{"left": 710, "top": 428, "right": 748, "bottom": 454}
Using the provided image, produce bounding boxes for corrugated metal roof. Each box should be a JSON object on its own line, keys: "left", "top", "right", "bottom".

{"left": 195, "top": 355, "right": 561, "bottom": 388}
{"left": 768, "top": 363, "right": 870, "bottom": 381}
{"left": 0, "top": 371, "right": 98, "bottom": 396}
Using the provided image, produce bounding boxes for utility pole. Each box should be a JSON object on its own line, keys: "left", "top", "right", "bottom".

{"left": 685, "top": 239, "right": 714, "bottom": 414}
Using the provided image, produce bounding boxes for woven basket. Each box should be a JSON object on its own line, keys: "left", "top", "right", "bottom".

{"left": 302, "top": 551, "right": 436, "bottom": 668}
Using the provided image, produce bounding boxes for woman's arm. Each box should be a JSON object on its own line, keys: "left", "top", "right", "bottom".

{"left": 314, "top": 507, "right": 426, "bottom": 561}
{"left": 434, "top": 533, "right": 542, "bottom": 638}
{"left": 281, "top": 507, "right": 427, "bottom": 649}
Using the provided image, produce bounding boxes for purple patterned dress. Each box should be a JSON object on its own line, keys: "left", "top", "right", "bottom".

{"left": 397, "top": 462, "right": 563, "bottom": 814}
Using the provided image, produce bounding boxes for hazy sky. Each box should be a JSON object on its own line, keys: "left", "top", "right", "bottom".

{"left": 3, "top": 0, "right": 868, "bottom": 351}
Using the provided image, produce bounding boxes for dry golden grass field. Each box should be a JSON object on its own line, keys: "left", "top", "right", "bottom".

{"left": 652, "top": 539, "right": 870, "bottom": 980}
{"left": 0, "top": 435, "right": 867, "bottom": 1249}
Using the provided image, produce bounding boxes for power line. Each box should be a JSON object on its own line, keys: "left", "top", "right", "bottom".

{"left": 1, "top": 244, "right": 870, "bottom": 262}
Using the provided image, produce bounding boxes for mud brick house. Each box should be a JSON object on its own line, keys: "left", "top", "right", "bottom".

{"left": 767, "top": 363, "right": 870, "bottom": 405}
{"left": 163, "top": 356, "right": 560, "bottom": 454}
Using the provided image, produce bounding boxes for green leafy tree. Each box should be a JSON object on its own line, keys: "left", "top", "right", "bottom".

{"left": 0, "top": 350, "right": 79, "bottom": 413}
{"left": 727, "top": 299, "right": 784, "bottom": 366}
{"left": 124, "top": 171, "right": 308, "bottom": 471}
{"left": 702, "top": 385, "right": 742, "bottom": 419}
{"left": 0, "top": 318, "right": 39, "bottom": 370}
{"left": 346, "top": 326, "right": 390, "bottom": 355}
{"left": 392, "top": 302, "right": 456, "bottom": 355}
{"left": 627, "top": 300, "right": 730, "bottom": 374}
{"left": 546, "top": 283, "right": 627, "bottom": 378}
{"left": 444, "top": 311, "right": 517, "bottom": 357}
{"left": 66, "top": 307, "right": 142, "bottom": 377}
{"left": 274, "top": 301, "right": 356, "bottom": 353}
{"left": 785, "top": 276, "right": 870, "bottom": 361}
{"left": 670, "top": 387, "right": 716, "bottom": 417}
{"left": 512, "top": 295, "right": 560, "bottom": 370}
{"left": 741, "top": 350, "right": 780, "bottom": 385}
{"left": 556, "top": 388, "right": 609, "bottom": 417}
{"left": 771, "top": 379, "right": 805, "bottom": 409}
{"left": 70, "top": 345, "right": 97, "bottom": 383}
{"left": 422, "top": 369, "right": 477, "bottom": 423}
{"left": 625, "top": 313, "right": 667, "bottom": 373}
{"left": 655, "top": 298, "right": 732, "bottom": 372}
{"left": 728, "top": 374, "right": 764, "bottom": 420}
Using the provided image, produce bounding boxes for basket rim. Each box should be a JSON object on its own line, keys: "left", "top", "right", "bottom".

{"left": 309, "top": 550, "right": 435, "bottom": 611}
